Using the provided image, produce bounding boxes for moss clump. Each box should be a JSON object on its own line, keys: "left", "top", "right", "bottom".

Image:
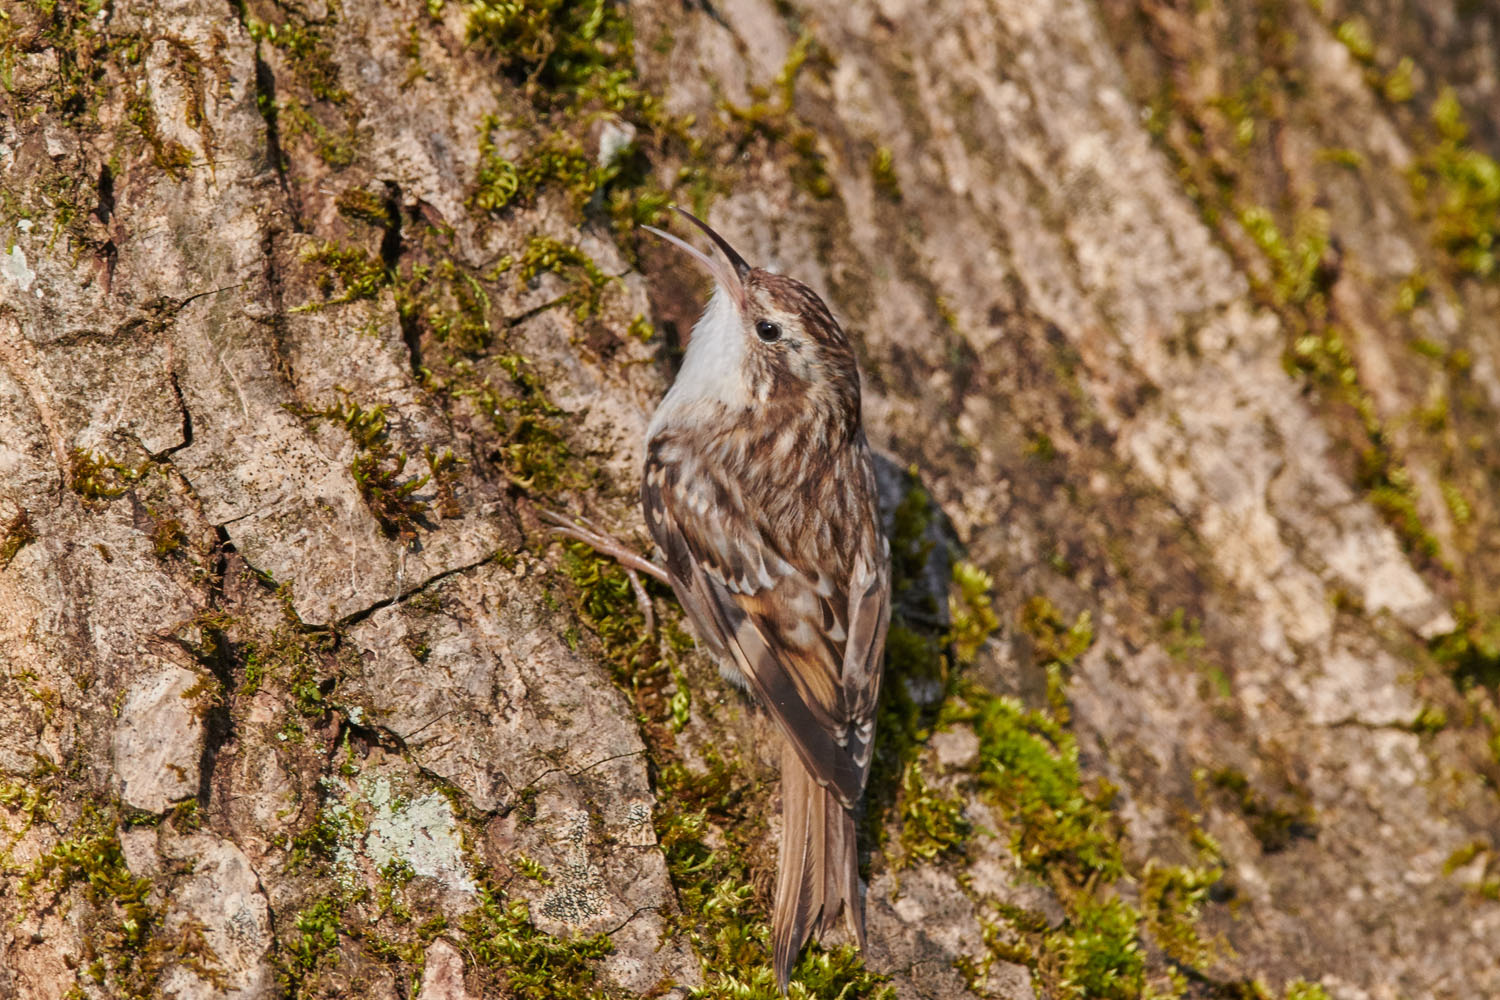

{"left": 291, "top": 396, "right": 431, "bottom": 542}
{"left": 335, "top": 186, "right": 394, "bottom": 229}
{"left": 149, "top": 513, "right": 187, "bottom": 558}
{"left": 1047, "top": 896, "right": 1143, "bottom": 1000}
{"left": 1140, "top": 861, "right": 1219, "bottom": 967}
{"left": 1429, "top": 604, "right": 1500, "bottom": 689}
{"left": 425, "top": 447, "right": 463, "bottom": 519}
{"left": 0, "top": 774, "right": 56, "bottom": 837}
{"left": 1018, "top": 595, "right": 1094, "bottom": 675}
{"left": 1203, "top": 767, "right": 1315, "bottom": 853}
{"left": 401, "top": 258, "right": 493, "bottom": 354}
{"left": 69, "top": 448, "right": 150, "bottom": 501}
{"left": 862, "top": 477, "right": 951, "bottom": 850}
{"left": 0, "top": 509, "right": 36, "bottom": 569}
{"left": 721, "top": 34, "right": 834, "bottom": 201}
{"left": 18, "top": 802, "right": 183, "bottom": 998}
{"left": 957, "top": 685, "right": 1122, "bottom": 883}
{"left": 277, "top": 97, "right": 359, "bottom": 168}
{"left": 350, "top": 450, "right": 431, "bottom": 542}
{"left": 466, "top": 0, "right": 635, "bottom": 99}
{"left": 558, "top": 539, "right": 681, "bottom": 730}
{"left": 653, "top": 757, "right": 891, "bottom": 998}
{"left": 246, "top": 16, "right": 349, "bottom": 104}
{"left": 277, "top": 897, "right": 344, "bottom": 992}
{"left": 459, "top": 879, "right": 613, "bottom": 1000}
{"left": 518, "top": 235, "right": 611, "bottom": 320}
{"left": 870, "top": 146, "right": 902, "bottom": 201}
{"left": 239, "top": 588, "right": 345, "bottom": 719}
{"left": 460, "top": 357, "right": 573, "bottom": 492}
{"left": 472, "top": 123, "right": 603, "bottom": 215}
{"left": 896, "top": 761, "right": 970, "bottom": 866}
{"left": 300, "top": 242, "right": 390, "bottom": 307}
{"left": 125, "top": 90, "right": 195, "bottom": 180}
{"left": 949, "top": 561, "right": 1000, "bottom": 665}
{"left": 1410, "top": 88, "right": 1500, "bottom": 280}
{"left": 1355, "top": 448, "right": 1442, "bottom": 563}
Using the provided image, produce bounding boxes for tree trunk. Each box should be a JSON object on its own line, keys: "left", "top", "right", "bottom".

{"left": 2, "top": 0, "right": 1498, "bottom": 997}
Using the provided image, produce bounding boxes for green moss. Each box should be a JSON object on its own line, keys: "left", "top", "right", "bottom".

{"left": 870, "top": 146, "right": 902, "bottom": 202}
{"left": 1203, "top": 767, "right": 1314, "bottom": 853}
{"left": 1140, "top": 861, "right": 1219, "bottom": 967}
{"left": 1018, "top": 595, "right": 1094, "bottom": 672}
{"left": 466, "top": 0, "right": 634, "bottom": 99}
{"left": 425, "top": 447, "right": 464, "bottom": 519}
{"left": 149, "top": 513, "right": 187, "bottom": 558}
{"left": 1332, "top": 17, "right": 1374, "bottom": 64}
{"left": 290, "top": 396, "right": 432, "bottom": 542}
{"left": 1159, "top": 608, "right": 1205, "bottom": 659}
{"left": 1382, "top": 57, "right": 1415, "bottom": 103}
{"left": 458, "top": 357, "right": 574, "bottom": 492}
{"left": 0, "top": 508, "right": 36, "bottom": 569}
{"left": 400, "top": 258, "right": 493, "bottom": 354}
{"left": 335, "top": 186, "right": 394, "bottom": 229}
{"left": 956, "top": 686, "right": 1122, "bottom": 884}
{"left": 1316, "top": 147, "right": 1365, "bottom": 170}
{"left": 1410, "top": 88, "right": 1500, "bottom": 280}
{"left": 471, "top": 125, "right": 522, "bottom": 214}
{"left": 1440, "top": 479, "right": 1472, "bottom": 527}
{"left": 279, "top": 897, "right": 344, "bottom": 990}
{"left": 126, "top": 90, "right": 194, "bottom": 180}
{"left": 472, "top": 123, "right": 601, "bottom": 215}
{"left": 0, "top": 0, "right": 116, "bottom": 125}
{"left": 518, "top": 234, "right": 611, "bottom": 319}
{"left": 276, "top": 97, "right": 358, "bottom": 167}
{"left": 627, "top": 313, "right": 654, "bottom": 342}
{"left": 896, "top": 761, "right": 970, "bottom": 866}
{"left": 0, "top": 775, "right": 56, "bottom": 836}
{"left": 559, "top": 539, "right": 668, "bottom": 698}
{"left": 300, "top": 241, "right": 389, "bottom": 308}
{"left": 512, "top": 852, "right": 552, "bottom": 885}
{"left": 1429, "top": 604, "right": 1500, "bottom": 689}
{"left": 69, "top": 448, "right": 150, "bottom": 500}
{"left": 1238, "top": 205, "right": 1331, "bottom": 309}
{"left": 949, "top": 561, "right": 1000, "bottom": 666}
{"left": 719, "top": 34, "right": 833, "bottom": 201}
{"left": 459, "top": 879, "right": 613, "bottom": 1000}
{"left": 1357, "top": 451, "right": 1442, "bottom": 562}
{"left": 653, "top": 756, "right": 891, "bottom": 997}
{"left": 1048, "top": 896, "right": 1143, "bottom": 1000}
{"left": 862, "top": 477, "right": 952, "bottom": 852}
{"left": 241, "top": 611, "right": 341, "bottom": 721}
{"left": 246, "top": 16, "right": 349, "bottom": 104}
{"left": 19, "top": 802, "right": 166, "bottom": 998}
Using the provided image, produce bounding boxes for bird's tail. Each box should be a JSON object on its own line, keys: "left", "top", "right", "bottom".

{"left": 772, "top": 741, "right": 865, "bottom": 993}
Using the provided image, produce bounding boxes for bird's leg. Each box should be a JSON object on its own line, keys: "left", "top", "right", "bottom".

{"left": 539, "top": 509, "right": 667, "bottom": 633}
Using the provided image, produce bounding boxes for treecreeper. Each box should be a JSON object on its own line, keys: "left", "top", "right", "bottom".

{"left": 643, "top": 208, "right": 893, "bottom": 991}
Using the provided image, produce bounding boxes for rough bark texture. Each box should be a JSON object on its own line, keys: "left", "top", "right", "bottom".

{"left": 2, "top": 1, "right": 1499, "bottom": 998}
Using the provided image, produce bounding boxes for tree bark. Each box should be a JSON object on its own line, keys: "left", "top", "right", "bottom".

{"left": 2, "top": 0, "right": 1498, "bottom": 998}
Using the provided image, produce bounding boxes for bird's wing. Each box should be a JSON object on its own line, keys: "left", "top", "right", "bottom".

{"left": 643, "top": 445, "right": 890, "bottom": 807}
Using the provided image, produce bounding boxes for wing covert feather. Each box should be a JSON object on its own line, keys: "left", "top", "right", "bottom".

{"left": 643, "top": 441, "right": 889, "bottom": 807}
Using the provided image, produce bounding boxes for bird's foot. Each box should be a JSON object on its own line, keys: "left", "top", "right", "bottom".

{"left": 539, "top": 509, "right": 668, "bottom": 633}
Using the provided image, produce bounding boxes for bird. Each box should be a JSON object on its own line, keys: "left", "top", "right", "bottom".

{"left": 639, "top": 207, "right": 892, "bottom": 991}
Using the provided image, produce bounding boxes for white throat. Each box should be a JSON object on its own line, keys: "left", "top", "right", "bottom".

{"left": 646, "top": 285, "right": 749, "bottom": 442}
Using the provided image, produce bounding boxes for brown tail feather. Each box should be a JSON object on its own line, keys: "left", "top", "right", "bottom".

{"left": 772, "top": 741, "right": 864, "bottom": 993}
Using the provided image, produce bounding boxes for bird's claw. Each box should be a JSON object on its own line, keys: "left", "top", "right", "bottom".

{"left": 540, "top": 508, "right": 667, "bottom": 633}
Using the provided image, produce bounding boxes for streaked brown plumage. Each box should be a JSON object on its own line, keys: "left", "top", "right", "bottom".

{"left": 642, "top": 208, "right": 891, "bottom": 991}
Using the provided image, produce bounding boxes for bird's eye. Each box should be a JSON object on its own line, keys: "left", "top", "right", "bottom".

{"left": 755, "top": 319, "right": 782, "bottom": 343}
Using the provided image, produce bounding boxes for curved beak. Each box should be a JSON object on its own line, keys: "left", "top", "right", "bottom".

{"left": 642, "top": 206, "right": 751, "bottom": 309}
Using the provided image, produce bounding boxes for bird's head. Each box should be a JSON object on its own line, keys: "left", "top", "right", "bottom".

{"left": 644, "top": 207, "right": 862, "bottom": 442}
